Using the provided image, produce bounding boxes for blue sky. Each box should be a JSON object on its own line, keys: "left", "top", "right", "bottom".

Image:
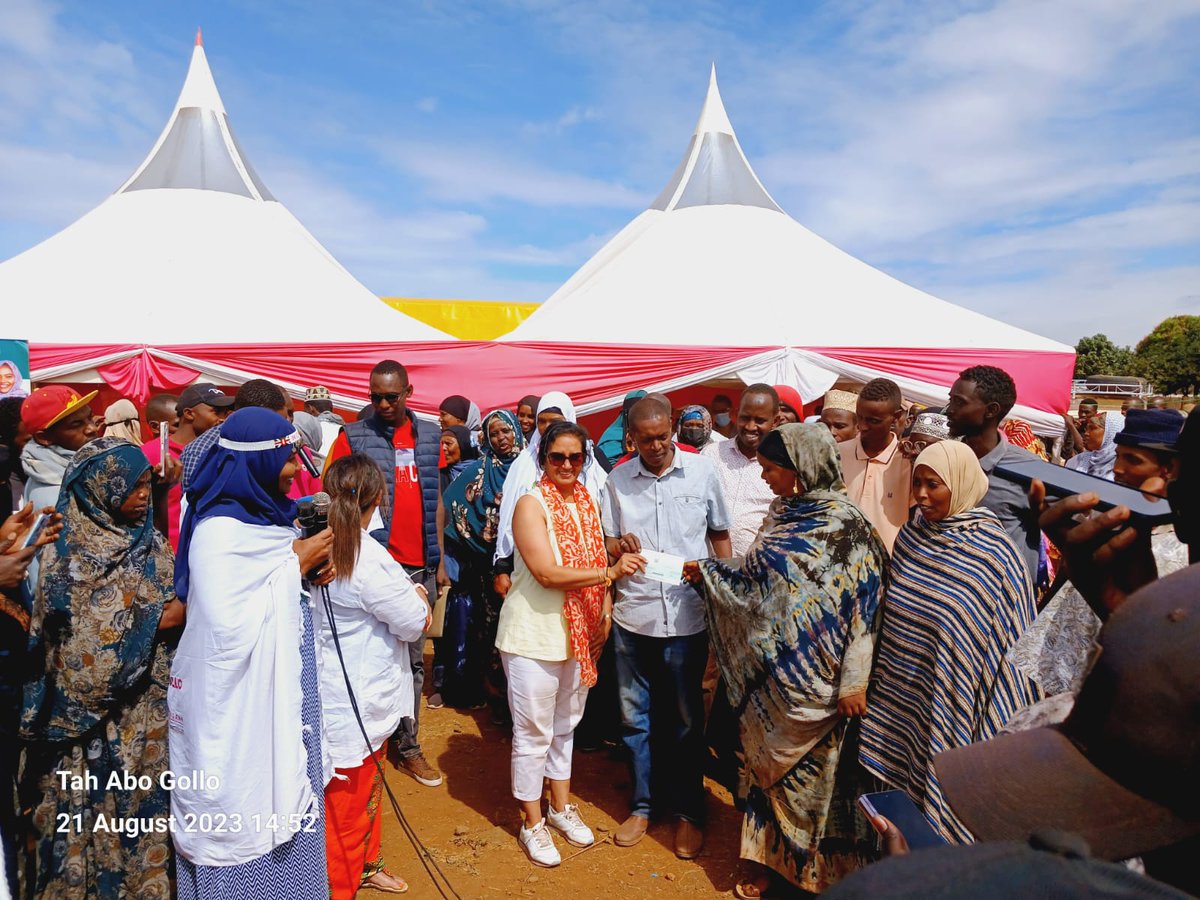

{"left": 1, "top": 0, "right": 1197, "bottom": 345}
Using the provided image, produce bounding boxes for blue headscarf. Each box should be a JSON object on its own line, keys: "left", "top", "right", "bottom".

{"left": 175, "top": 408, "right": 300, "bottom": 600}
{"left": 597, "top": 390, "right": 647, "bottom": 462}
{"left": 444, "top": 409, "right": 526, "bottom": 557}
{"left": 21, "top": 438, "right": 174, "bottom": 741}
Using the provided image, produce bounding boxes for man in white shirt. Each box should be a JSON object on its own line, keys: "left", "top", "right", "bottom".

{"left": 602, "top": 399, "right": 731, "bottom": 860}
{"left": 701, "top": 384, "right": 779, "bottom": 557}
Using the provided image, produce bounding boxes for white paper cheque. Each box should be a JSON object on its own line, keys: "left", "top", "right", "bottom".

{"left": 640, "top": 550, "right": 686, "bottom": 584}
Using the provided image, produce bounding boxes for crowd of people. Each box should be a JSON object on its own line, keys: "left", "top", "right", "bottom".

{"left": 0, "top": 360, "right": 1196, "bottom": 899}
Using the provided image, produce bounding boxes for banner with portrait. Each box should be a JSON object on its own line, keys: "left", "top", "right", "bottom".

{"left": 0, "top": 339, "right": 30, "bottom": 400}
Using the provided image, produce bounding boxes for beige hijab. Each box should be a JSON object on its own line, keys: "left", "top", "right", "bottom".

{"left": 103, "top": 399, "right": 143, "bottom": 446}
{"left": 913, "top": 440, "right": 988, "bottom": 517}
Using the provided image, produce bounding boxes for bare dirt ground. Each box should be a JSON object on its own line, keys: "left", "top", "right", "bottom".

{"left": 375, "top": 653, "right": 744, "bottom": 899}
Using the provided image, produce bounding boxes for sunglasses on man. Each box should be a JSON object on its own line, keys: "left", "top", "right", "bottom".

{"left": 370, "top": 392, "right": 404, "bottom": 405}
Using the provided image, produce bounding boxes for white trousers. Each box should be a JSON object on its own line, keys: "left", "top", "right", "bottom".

{"left": 501, "top": 653, "right": 589, "bottom": 802}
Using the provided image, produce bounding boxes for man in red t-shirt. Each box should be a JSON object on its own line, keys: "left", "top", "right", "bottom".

{"left": 324, "top": 360, "right": 445, "bottom": 788}
{"left": 143, "top": 383, "right": 232, "bottom": 550}
{"left": 325, "top": 414, "right": 429, "bottom": 567}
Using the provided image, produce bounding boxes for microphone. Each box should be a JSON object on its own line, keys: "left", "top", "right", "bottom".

{"left": 299, "top": 491, "right": 330, "bottom": 538}
{"left": 298, "top": 492, "right": 331, "bottom": 581}
{"left": 297, "top": 444, "right": 321, "bottom": 479}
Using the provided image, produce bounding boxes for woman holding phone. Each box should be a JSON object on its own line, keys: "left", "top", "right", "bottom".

{"left": 496, "top": 421, "right": 643, "bottom": 867}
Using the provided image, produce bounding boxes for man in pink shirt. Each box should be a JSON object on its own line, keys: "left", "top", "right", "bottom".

{"left": 142, "top": 383, "right": 232, "bottom": 549}
{"left": 838, "top": 378, "right": 911, "bottom": 553}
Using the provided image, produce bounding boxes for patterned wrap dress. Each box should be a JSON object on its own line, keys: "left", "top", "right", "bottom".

{"left": 19, "top": 438, "right": 177, "bottom": 898}
{"left": 695, "top": 423, "right": 888, "bottom": 892}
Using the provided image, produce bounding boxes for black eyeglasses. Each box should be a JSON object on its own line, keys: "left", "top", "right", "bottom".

{"left": 370, "top": 392, "right": 403, "bottom": 405}
{"left": 546, "top": 451, "right": 585, "bottom": 467}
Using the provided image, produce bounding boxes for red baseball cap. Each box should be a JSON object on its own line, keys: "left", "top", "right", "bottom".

{"left": 21, "top": 385, "right": 99, "bottom": 433}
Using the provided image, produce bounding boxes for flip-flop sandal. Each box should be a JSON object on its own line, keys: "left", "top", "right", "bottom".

{"left": 733, "top": 874, "right": 772, "bottom": 899}
{"left": 360, "top": 870, "right": 409, "bottom": 894}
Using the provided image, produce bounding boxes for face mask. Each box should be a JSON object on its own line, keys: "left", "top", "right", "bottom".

{"left": 680, "top": 428, "right": 705, "bottom": 446}
{"left": 714, "top": 413, "right": 732, "bottom": 427}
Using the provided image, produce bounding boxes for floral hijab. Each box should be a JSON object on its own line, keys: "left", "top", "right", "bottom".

{"left": 444, "top": 409, "right": 526, "bottom": 556}
{"left": 21, "top": 438, "right": 174, "bottom": 742}
{"left": 677, "top": 405, "right": 714, "bottom": 449}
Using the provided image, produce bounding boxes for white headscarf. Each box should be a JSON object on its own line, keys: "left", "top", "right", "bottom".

{"left": 465, "top": 401, "right": 482, "bottom": 431}
{"left": 1066, "top": 411, "right": 1125, "bottom": 481}
{"left": 493, "top": 391, "right": 607, "bottom": 562}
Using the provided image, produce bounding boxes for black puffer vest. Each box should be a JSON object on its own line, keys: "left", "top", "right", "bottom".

{"left": 343, "top": 412, "right": 441, "bottom": 568}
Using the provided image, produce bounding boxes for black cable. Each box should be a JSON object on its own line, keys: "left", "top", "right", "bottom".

{"left": 317, "top": 582, "right": 464, "bottom": 900}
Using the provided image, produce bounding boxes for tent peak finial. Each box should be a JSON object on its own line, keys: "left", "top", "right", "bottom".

{"left": 695, "top": 63, "right": 733, "bottom": 137}
{"left": 195, "top": 27, "right": 203, "bottom": 47}
{"left": 646, "top": 65, "right": 783, "bottom": 214}
{"left": 115, "top": 32, "right": 276, "bottom": 200}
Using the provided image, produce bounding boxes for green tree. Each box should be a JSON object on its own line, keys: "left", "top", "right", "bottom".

{"left": 1073, "top": 333, "right": 1135, "bottom": 378}
{"left": 1134, "top": 315, "right": 1200, "bottom": 395}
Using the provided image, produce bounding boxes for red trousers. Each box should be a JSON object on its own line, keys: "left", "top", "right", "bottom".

{"left": 324, "top": 748, "right": 386, "bottom": 900}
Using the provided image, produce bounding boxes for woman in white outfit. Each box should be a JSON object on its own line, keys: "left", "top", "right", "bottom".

{"left": 495, "top": 421, "right": 644, "bottom": 867}
{"left": 319, "top": 454, "right": 431, "bottom": 897}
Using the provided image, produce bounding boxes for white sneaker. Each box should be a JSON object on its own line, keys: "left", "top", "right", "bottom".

{"left": 547, "top": 803, "right": 595, "bottom": 848}
{"left": 518, "top": 819, "right": 561, "bottom": 867}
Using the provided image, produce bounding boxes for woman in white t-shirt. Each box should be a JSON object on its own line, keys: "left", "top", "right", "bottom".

{"left": 496, "top": 421, "right": 644, "bottom": 868}
{"left": 320, "top": 454, "right": 431, "bottom": 898}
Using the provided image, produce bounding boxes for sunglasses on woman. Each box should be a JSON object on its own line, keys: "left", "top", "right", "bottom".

{"left": 546, "top": 451, "right": 585, "bottom": 467}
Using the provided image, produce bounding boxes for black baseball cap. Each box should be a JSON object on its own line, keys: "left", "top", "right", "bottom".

{"left": 1115, "top": 408, "right": 1185, "bottom": 453}
{"left": 176, "top": 383, "right": 235, "bottom": 415}
{"left": 935, "top": 566, "right": 1200, "bottom": 861}
{"left": 823, "top": 831, "right": 1191, "bottom": 899}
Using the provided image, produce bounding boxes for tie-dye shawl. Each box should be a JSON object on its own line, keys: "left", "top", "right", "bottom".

{"left": 696, "top": 424, "right": 888, "bottom": 789}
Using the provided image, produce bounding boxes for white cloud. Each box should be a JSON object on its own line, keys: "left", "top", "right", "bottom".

{"left": 0, "top": 142, "right": 128, "bottom": 230}
{"left": 522, "top": 104, "right": 601, "bottom": 136}
{"left": 933, "top": 263, "right": 1200, "bottom": 346}
{"left": 416, "top": 96, "right": 438, "bottom": 113}
{"left": 372, "top": 139, "right": 644, "bottom": 208}
{"left": 261, "top": 153, "right": 583, "bottom": 301}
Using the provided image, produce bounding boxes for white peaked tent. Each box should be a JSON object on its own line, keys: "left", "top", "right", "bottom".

{"left": 502, "top": 68, "right": 1074, "bottom": 428}
{"left": 1, "top": 33, "right": 449, "bottom": 344}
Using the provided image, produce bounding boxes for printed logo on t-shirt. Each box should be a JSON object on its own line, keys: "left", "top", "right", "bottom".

{"left": 394, "top": 448, "right": 417, "bottom": 483}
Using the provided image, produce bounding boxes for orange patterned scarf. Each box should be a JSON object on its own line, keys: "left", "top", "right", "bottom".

{"left": 538, "top": 474, "right": 608, "bottom": 687}
{"left": 1001, "top": 418, "right": 1049, "bottom": 461}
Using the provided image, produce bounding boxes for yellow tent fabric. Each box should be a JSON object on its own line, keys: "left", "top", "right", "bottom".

{"left": 383, "top": 298, "right": 539, "bottom": 340}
